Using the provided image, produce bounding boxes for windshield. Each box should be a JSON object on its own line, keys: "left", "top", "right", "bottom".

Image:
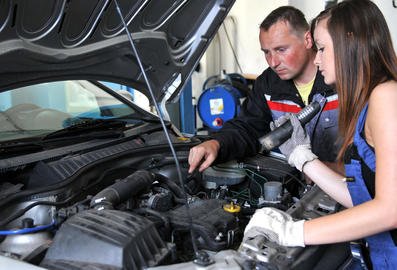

{"left": 0, "top": 80, "right": 137, "bottom": 143}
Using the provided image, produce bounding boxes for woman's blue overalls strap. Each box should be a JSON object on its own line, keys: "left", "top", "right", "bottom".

{"left": 344, "top": 104, "right": 397, "bottom": 269}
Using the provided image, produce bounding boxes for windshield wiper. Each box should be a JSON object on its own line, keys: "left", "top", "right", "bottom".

{"left": 42, "top": 118, "right": 127, "bottom": 140}
{"left": 0, "top": 141, "right": 44, "bottom": 157}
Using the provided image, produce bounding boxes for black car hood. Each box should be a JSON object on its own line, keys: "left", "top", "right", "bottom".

{"left": 0, "top": 0, "right": 234, "bottom": 103}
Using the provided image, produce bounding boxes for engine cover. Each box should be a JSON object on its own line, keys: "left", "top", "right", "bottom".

{"left": 41, "top": 210, "right": 173, "bottom": 270}
{"left": 167, "top": 199, "right": 239, "bottom": 251}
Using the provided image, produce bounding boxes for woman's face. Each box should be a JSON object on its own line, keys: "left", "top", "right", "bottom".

{"left": 313, "top": 19, "right": 335, "bottom": 85}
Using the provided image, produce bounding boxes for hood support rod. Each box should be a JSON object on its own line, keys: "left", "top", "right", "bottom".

{"left": 112, "top": 0, "right": 212, "bottom": 266}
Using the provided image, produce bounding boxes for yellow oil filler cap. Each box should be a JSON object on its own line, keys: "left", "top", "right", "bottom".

{"left": 223, "top": 202, "right": 241, "bottom": 213}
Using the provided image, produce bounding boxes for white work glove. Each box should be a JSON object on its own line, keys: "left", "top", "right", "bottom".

{"left": 270, "top": 113, "right": 317, "bottom": 171}
{"left": 243, "top": 207, "right": 305, "bottom": 247}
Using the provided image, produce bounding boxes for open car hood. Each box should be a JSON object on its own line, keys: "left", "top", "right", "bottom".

{"left": 0, "top": 0, "right": 234, "bottom": 103}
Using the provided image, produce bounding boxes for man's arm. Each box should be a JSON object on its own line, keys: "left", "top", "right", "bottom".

{"left": 188, "top": 73, "right": 274, "bottom": 173}
{"left": 213, "top": 74, "right": 273, "bottom": 162}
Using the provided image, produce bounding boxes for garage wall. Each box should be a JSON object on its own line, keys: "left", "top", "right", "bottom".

{"left": 289, "top": 0, "right": 328, "bottom": 21}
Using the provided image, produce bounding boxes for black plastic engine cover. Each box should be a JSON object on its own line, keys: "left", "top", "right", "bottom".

{"left": 166, "top": 199, "right": 238, "bottom": 251}
{"left": 41, "top": 210, "right": 172, "bottom": 270}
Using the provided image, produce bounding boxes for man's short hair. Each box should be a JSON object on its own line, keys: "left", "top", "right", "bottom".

{"left": 260, "top": 6, "right": 309, "bottom": 36}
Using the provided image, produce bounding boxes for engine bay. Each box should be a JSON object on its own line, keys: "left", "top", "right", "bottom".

{"left": 0, "top": 132, "right": 350, "bottom": 270}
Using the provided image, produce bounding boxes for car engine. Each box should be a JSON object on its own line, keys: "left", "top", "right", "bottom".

{"left": 0, "top": 132, "right": 350, "bottom": 270}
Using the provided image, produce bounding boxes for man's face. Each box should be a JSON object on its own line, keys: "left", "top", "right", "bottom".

{"left": 259, "top": 21, "right": 312, "bottom": 81}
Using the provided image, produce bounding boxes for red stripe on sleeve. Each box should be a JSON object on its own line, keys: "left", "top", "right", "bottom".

{"left": 323, "top": 100, "right": 338, "bottom": 111}
{"left": 266, "top": 101, "right": 302, "bottom": 113}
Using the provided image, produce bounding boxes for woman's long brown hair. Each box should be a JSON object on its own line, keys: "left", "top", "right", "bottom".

{"left": 315, "top": 0, "right": 397, "bottom": 161}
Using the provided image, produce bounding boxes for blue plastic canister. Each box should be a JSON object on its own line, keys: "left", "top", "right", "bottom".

{"left": 197, "top": 84, "right": 243, "bottom": 130}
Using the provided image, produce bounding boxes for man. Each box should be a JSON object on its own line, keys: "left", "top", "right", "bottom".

{"left": 188, "top": 6, "right": 339, "bottom": 173}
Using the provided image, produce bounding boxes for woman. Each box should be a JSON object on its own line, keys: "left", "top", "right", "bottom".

{"left": 244, "top": 0, "right": 397, "bottom": 268}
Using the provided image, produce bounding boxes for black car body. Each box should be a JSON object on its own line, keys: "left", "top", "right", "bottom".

{"left": 0, "top": 1, "right": 353, "bottom": 269}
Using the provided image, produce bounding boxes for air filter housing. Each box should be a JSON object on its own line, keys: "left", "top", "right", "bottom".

{"left": 41, "top": 210, "right": 173, "bottom": 270}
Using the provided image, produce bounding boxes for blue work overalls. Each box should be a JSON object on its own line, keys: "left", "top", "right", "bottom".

{"left": 345, "top": 104, "right": 397, "bottom": 269}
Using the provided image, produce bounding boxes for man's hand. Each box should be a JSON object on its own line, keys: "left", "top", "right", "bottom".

{"left": 243, "top": 207, "right": 305, "bottom": 247}
{"left": 188, "top": 139, "right": 220, "bottom": 173}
